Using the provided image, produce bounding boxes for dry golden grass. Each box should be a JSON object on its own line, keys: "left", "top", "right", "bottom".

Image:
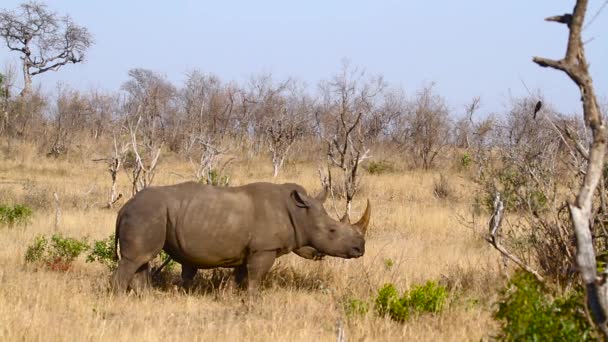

{"left": 0, "top": 141, "right": 503, "bottom": 341}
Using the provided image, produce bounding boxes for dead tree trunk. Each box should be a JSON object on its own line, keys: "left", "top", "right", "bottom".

{"left": 533, "top": 0, "right": 608, "bottom": 336}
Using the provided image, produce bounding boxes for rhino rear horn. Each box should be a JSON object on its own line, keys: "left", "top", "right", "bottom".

{"left": 340, "top": 212, "right": 350, "bottom": 224}
{"left": 354, "top": 200, "right": 371, "bottom": 236}
{"left": 315, "top": 188, "right": 328, "bottom": 203}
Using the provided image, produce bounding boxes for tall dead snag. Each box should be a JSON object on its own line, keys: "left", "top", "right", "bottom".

{"left": 129, "top": 116, "right": 163, "bottom": 195}
{"left": 93, "top": 137, "right": 129, "bottom": 208}
{"left": 533, "top": 0, "right": 608, "bottom": 335}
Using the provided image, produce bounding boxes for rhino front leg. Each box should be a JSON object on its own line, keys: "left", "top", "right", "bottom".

{"left": 181, "top": 264, "right": 198, "bottom": 290}
{"left": 245, "top": 250, "right": 277, "bottom": 292}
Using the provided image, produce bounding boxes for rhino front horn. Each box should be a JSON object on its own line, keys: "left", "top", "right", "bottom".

{"left": 354, "top": 199, "right": 371, "bottom": 236}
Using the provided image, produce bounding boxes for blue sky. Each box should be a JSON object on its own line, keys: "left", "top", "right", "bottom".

{"left": 1, "top": 0, "right": 607, "bottom": 116}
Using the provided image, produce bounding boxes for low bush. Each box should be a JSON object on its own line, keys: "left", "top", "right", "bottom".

{"left": 432, "top": 174, "right": 451, "bottom": 199}
{"left": 87, "top": 233, "right": 176, "bottom": 277}
{"left": 460, "top": 152, "right": 472, "bottom": 169}
{"left": 0, "top": 204, "right": 33, "bottom": 228}
{"left": 25, "top": 233, "right": 89, "bottom": 271}
{"left": 494, "top": 271, "right": 594, "bottom": 341}
{"left": 86, "top": 234, "right": 117, "bottom": 270}
{"left": 365, "top": 160, "right": 395, "bottom": 175}
{"left": 198, "top": 168, "right": 230, "bottom": 187}
{"left": 343, "top": 298, "right": 369, "bottom": 317}
{"left": 375, "top": 281, "right": 448, "bottom": 322}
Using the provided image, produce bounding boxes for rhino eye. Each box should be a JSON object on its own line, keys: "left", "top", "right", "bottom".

{"left": 329, "top": 228, "right": 336, "bottom": 233}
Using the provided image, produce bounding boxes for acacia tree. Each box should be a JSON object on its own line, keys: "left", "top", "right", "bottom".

{"left": 0, "top": 1, "right": 93, "bottom": 96}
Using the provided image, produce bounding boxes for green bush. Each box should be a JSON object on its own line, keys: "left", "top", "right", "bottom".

{"left": 366, "top": 160, "right": 395, "bottom": 175}
{"left": 460, "top": 152, "right": 472, "bottom": 169}
{"left": 86, "top": 233, "right": 176, "bottom": 276}
{"left": 25, "top": 233, "right": 89, "bottom": 271}
{"left": 375, "top": 281, "right": 448, "bottom": 322}
{"left": 86, "top": 234, "right": 117, "bottom": 270}
{"left": 0, "top": 204, "right": 33, "bottom": 228}
{"left": 343, "top": 298, "right": 369, "bottom": 317}
{"left": 494, "top": 271, "right": 594, "bottom": 341}
{"left": 199, "top": 169, "right": 230, "bottom": 187}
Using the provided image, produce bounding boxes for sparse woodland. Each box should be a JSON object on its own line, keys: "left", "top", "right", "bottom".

{"left": 1, "top": 1, "right": 607, "bottom": 341}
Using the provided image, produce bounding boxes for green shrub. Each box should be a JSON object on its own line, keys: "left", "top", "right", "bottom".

{"left": 366, "top": 160, "right": 395, "bottom": 175}
{"left": 375, "top": 281, "right": 448, "bottom": 322}
{"left": 86, "top": 234, "right": 176, "bottom": 276}
{"left": 460, "top": 152, "right": 472, "bottom": 169}
{"left": 24, "top": 233, "right": 89, "bottom": 271}
{"left": 24, "top": 235, "right": 48, "bottom": 264}
{"left": 86, "top": 234, "right": 117, "bottom": 270}
{"left": 199, "top": 168, "right": 230, "bottom": 187}
{"left": 0, "top": 204, "right": 33, "bottom": 228}
{"left": 494, "top": 271, "right": 594, "bottom": 341}
{"left": 343, "top": 298, "right": 369, "bottom": 317}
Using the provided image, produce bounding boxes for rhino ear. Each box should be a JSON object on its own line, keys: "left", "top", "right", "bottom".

{"left": 291, "top": 190, "right": 310, "bottom": 208}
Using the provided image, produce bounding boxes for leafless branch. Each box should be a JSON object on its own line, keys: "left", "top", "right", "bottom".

{"left": 485, "top": 192, "right": 545, "bottom": 283}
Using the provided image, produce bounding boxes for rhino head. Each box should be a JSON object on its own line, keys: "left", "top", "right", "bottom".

{"left": 289, "top": 189, "right": 370, "bottom": 259}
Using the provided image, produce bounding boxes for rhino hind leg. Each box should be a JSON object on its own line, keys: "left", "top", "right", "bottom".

{"left": 130, "top": 262, "right": 151, "bottom": 293}
{"left": 111, "top": 258, "right": 143, "bottom": 293}
{"left": 111, "top": 254, "right": 159, "bottom": 293}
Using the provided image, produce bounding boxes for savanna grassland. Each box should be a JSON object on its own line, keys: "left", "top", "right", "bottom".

{"left": 0, "top": 140, "right": 504, "bottom": 342}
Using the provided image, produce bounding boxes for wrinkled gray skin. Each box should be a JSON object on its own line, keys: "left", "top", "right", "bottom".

{"left": 112, "top": 182, "right": 370, "bottom": 293}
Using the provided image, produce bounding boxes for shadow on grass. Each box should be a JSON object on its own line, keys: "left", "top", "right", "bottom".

{"left": 149, "top": 263, "right": 334, "bottom": 296}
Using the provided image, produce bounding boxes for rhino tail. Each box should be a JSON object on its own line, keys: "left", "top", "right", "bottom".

{"left": 114, "top": 229, "right": 119, "bottom": 261}
{"left": 114, "top": 211, "right": 121, "bottom": 261}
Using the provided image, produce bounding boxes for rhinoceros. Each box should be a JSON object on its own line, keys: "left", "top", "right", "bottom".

{"left": 111, "top": 181, "right": 370, "bottom": 292}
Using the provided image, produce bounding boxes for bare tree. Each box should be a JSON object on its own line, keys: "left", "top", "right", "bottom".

{"left": 179, "top": 70, "right": 235, "bottom": 154}
{"left": 0, "top": 1, "right": 93, "bottom": 96}
{"left": 393, "top": 84, "right": 451, "bottom": 169}
{"left": 266, "top": 116, "right": 306, "bottom": 177}
{"left": 47, "top": 85, "right": 90, "bottom": 156}
{"left": 453, "top": 97, "right": 481, "bottom": 149}
{"left": 128, "top": 115, "right": 163, "bottom": 195}
{"left": 533, "top": 0, "right": 608, "bottom": 336}
{"left": 263, "top": 83, "right": 312, "bottom": 177}
{"left": 93, "top": 137, "right": 129, "bottom": 208}
{"left": 319, "top": 61, "right": 378, "bottom": 217}
{"left": 0, "top": 71, "right": 10, "bottom": 135}
{"left": 188, "top": 137, "right": 233, "bottom": 186}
